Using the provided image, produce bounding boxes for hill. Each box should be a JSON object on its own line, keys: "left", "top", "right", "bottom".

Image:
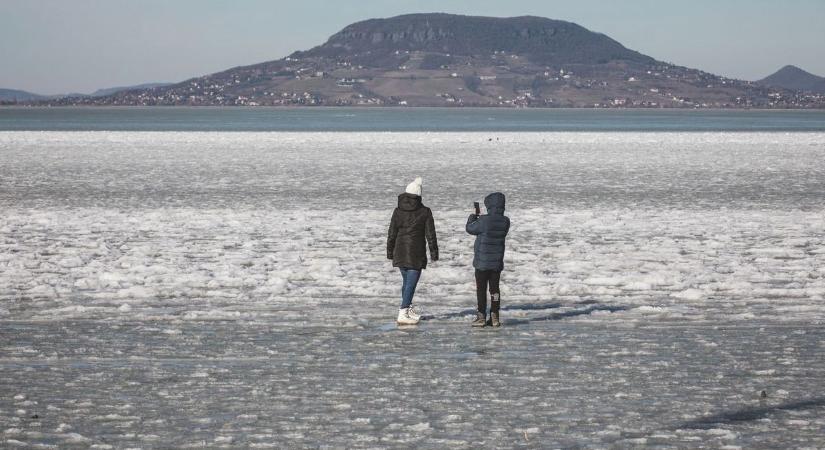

{"left": 1, "top": 83, "right": 172, "bottom": 103}
{"left": 35, "top": 13, "right": 825, "bottom": 108}
{"left": 758, "top": 65, "right": 825, "bottom": 94}
{"left": 89, "top": 82, "right": 172, "bottom": 97}
{"left": 0, "top": 88, "right": 46, "bottom": 102}
{"left": 293, "top": 14, "right": 654, "bottom": 67}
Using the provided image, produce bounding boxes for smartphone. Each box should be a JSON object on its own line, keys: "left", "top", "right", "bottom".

{"left": 473, "top": 202, "right": 480, "bottom": 215}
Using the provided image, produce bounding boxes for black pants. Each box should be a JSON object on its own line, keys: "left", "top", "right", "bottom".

{"left": 475, "top": 269, "right": 501, "bottom": 314}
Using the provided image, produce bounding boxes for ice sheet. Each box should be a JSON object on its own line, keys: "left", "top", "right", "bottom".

{"left": 1, "top": 131, "right": 824, "bottom": 448}
{"left": 1, "top": 132, "right": 823, "bottom": 324}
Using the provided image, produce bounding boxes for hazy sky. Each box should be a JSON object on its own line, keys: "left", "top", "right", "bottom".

{"left": 2, "top": 0, "right": 824, "bottom": 94}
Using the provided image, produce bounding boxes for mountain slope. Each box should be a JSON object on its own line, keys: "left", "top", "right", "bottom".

{"left": 758, "top": 65, "right": 825, "bottom": 93}
{"left": 37, "top": 13, "right": 824, "bottom": 108}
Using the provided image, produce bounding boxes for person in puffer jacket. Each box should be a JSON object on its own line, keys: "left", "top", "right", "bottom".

{"left": 387, "top": 177, "right": 439, "bottom": 325}
{"left": 466, "top": 192, "right": 510, "bottom": 327}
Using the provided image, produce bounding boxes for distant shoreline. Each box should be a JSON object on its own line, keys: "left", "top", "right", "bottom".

{"left": 2, "top": 105, "right": 825, "bottom": 112}
{"left": 3, "top": 107, "right": 824, "bottom": 133}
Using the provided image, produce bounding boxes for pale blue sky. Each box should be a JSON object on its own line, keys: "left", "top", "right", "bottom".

{"left": 2, "top": 0, "right": 823, "bottom": 94}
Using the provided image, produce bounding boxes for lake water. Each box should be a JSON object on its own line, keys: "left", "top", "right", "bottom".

{"left": 1, "top": 106, "right": 824, "bottom": 131}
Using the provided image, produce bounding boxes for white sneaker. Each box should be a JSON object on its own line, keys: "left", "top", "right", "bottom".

{"left": 407, "top": 305, "right": 422, "bottom": 321}
{"left": 396, "top": 308, "right": 419, "bottom": 325}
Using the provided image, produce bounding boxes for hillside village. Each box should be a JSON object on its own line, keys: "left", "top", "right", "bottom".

{"left": 28, "top": 51, "right": 824, "bottom": 108}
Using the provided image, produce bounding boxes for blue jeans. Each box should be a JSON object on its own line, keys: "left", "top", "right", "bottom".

{"left": 399, "top": 267, "right": 421, "bottom": 309}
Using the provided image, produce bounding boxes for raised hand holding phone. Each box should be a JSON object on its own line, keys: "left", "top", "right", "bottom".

{"left": 473, "top": 201, "right": 480, "bottom": 216}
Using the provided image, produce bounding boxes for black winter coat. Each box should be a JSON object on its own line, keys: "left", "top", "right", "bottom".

{"left": 387, "top": 193, "right": 439, "bottom": 270}
{"left": 466, "top": 192, "right": 510, "bottom": 271}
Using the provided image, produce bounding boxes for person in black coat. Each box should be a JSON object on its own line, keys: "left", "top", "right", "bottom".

{"left": 387, "top": 177, "right": 439, "bottom": 325}
{"left": 466, "top": 192, "right": 510, "bottom": 327}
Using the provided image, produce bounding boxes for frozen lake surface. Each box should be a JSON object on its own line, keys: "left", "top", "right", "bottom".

{"left": 1, "top": 131, "right": 825, "bottom": 448}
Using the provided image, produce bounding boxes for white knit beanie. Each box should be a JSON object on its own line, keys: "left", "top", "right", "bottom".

{"left": 405, "top": 177, "right": 422, "bottom": 196}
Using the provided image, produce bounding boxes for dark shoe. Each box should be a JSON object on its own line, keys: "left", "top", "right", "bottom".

{"left": 490, "top": 311, "right": 501, "bottom": 327}
{"left": 471, "top": 312, "right": 486, "bottom": 327}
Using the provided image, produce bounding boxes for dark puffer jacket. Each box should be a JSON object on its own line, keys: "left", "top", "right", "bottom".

{"left": 466, "top": 192, "right": 510, "bottom": 271}
{"left": 387, "top": 193, "right": 439, "bottom": 270}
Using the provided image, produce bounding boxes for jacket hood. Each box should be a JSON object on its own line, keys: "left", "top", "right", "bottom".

{"left": 484, "top": 192, "right": 506, "bottom": 215}
{"left": 398, "top": 192, "right": 422, "bottom": 211}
